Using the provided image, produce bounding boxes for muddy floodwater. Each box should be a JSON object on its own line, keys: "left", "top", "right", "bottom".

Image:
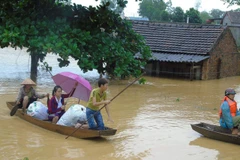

{"left": 1, "top": 47, "right": 240, "bottom": 160}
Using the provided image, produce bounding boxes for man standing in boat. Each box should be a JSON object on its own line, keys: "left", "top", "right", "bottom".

{"left": 86, "top": 78, "right": 113, "bottom": 130}
{"left": 219, "top": 88, "right": 240, "bottom": 135}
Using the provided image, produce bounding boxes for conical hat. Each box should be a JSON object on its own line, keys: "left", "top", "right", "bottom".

{"left": 21, "top": 78, "right": 36, "bottom": 86}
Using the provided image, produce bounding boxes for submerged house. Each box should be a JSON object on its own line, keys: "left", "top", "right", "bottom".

{"left": 132, "top": 21, "right": 240, "bottom": 80}
{"left": 221, "top": 11, "right": 240, "bottom": 47}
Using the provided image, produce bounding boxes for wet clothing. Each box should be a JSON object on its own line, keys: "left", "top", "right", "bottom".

{"left": 86, "top": 88, "right": 107, "bottom": 130}
{"left": 219, "top": 96, "right": 240, "bottom": 129}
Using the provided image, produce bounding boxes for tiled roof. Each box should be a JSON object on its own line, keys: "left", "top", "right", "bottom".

{"left": 225, "top": 11, "right": 240, "bottom": 24}
{"left": 151, "top": 52, "right": 209, "bottom": 63}
{"left": 127, "top": 17, "right": 149, "bottom": 21}
{"left": 135, "top": 52, "right": 209, "bottom": 63}
{"left": 132, "top": 21, "right": 225, "bottom": 55}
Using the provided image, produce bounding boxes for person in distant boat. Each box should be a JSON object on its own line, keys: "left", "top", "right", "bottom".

{"left": 48, "top": 83, "right": 77, "bottom": 124}
{"left": 86, "top": 78, "right": 113, "bottom": 130}
{"left": 219, "top": 88, "right": 240, "bottom": 135}
{"left": 11, "top": 78, "right": 48, "bottom": 116}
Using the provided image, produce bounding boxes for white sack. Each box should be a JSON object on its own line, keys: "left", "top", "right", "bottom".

{"left": 57, "top": 104, "right": 87, "bottom": 127}
{"left": 27, "top": 101, "right": 49, "bottom": 120}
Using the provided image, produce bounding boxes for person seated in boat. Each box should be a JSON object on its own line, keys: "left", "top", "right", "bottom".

{"left": 219, "top": 88, "right": 240, "bottom": 135}
{"left": 86, "top": 78, "right": 113, "bottom": 130}
{"left": 12, "top": 78, "right": 49, "bottom": 115}
{"left": 48, "top": 83, "right": 77, "bottom": 124}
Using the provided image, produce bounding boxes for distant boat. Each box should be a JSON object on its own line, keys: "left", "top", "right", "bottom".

{"left": 7, "top": 101, "right": 117, "bottom": 139}
{"left": 191, "top": 122, "right": 240, "bottom": 145}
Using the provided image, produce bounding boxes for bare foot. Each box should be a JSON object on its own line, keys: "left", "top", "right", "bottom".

{"left": 22, "top": 108, "right": 26, "bottom": 114}
{"left": 75, "top": 123, "right": 80, "bottom": 128}
{"left": 232, "top": 128, "right": 238, "bottom": 135}
{"left": 75, "top": 123, "right": 88, "bottom": 129}
{"left": 52, "top": 116, "right": 59, "bottom": 124}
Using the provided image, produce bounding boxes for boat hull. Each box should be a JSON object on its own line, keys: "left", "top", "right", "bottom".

{"left": 7, "top": 102, "right": 117, "bottom": 139}
{"left": 191, "top": 122, "right": 240, "bottom": 145}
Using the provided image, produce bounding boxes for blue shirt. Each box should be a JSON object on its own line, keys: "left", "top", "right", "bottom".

{"left": 219, "top": 101, "right": 240, "bottom": 129}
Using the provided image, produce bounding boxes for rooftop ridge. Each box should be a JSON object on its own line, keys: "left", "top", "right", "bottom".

{"left": 131, "top": 20, "right": 226, "bottom": 29}
{"left": 131, "top": 20, "right": 226, "bottom": 55}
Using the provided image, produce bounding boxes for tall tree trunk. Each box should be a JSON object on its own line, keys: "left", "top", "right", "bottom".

{"left": 30, "top": 52, "right": 39, "bottom": 82}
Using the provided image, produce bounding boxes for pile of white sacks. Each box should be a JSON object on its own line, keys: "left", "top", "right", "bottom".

{"left": 27, "top": 102, "right": 87, "bottom": 127}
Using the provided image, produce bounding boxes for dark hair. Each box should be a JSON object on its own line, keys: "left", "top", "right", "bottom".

{"left": 98, "top": 78, "right": 108, "bottom": 87}
{"left": 52, "top": 85, "right": 62, "bottom": 96}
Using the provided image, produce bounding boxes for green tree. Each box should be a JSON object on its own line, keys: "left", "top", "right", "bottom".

{"left": 210, "top": 9, "right": 224, "bottom": 18}
{"left": 100, "top": 0, "right": 124, "bottom": 14}
{"left": 0, "top": 0, "right": 75, "bottom": 80}
{"left": 185, "top": 8, "right": 202, "bottom": 24}
{"left": 0, "top": 0, "right": 151, "bottom": 79}
{"left": 161, "top": 10, "right": 170, "bottom": 22}
{"left": 138, "top": 0, "right": 168, "bottom": 21}
{"left": 60, "top": 0, "right": 71, "bottom": 5}
{"left": 166, "top": 0, "right": 174, "bottom": 14}
{"left": 171, "top": 7, "right": 185, "bottom": 22}
{"left": 221, "top": 0, "right": 240, "bottom": 5}
{"left": 200, "top": 11, "right": 212, "bottom": 24}
{"left": 71, "top": 4, "right": 151, "bottom": 78}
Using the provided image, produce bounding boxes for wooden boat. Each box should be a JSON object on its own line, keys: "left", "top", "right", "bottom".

{"left": 7, "top": 101, "right": 117, "bottom": 139}
{"left": 191, "top": 122, "right": 240, "bottom": 145}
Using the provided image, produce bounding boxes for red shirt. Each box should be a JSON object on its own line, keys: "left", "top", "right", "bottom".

{"left": 47, "top": 88, "right": 75, "bottom": 114}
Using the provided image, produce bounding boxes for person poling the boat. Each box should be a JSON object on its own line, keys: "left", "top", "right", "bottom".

{"left": 219, "top": 88, "right": 240, "bottom": 135}
{"left": 66, "top": 74, "right": 144, "bottom": 139}
{"left": 84, "top": 78, "right": 113, "bottom": 130}
{"left": 47, "top": 82, "right": 77, "bottom": 124}
{"left": 10, "top": 78, "right": 49, "bottom": 116}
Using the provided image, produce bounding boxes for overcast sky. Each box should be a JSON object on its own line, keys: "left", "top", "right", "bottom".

{"left": 71, "top": 0, "right": 239, "bottom": 17}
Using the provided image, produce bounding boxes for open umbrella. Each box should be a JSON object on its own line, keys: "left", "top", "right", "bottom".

{"left": 52, "top": 72, "right": 92, "bottom": 102}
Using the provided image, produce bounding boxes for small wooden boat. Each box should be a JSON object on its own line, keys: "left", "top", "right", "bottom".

{"left": 191, "top": 122, "right": 240, "bottom": 145}
{"left": 7, "top": 102, "right": 117, "bottom": 139}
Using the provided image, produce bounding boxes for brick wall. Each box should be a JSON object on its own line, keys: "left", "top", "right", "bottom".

{"left": 202, "top": 28, "right": 240, "bottom": 80}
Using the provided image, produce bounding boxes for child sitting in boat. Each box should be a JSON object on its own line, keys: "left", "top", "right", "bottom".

{"left": 47, "top": 83, "right": 77, "bottom": 124}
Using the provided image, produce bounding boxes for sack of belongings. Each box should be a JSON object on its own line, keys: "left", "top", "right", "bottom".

{"left": 57, "top": 104, "right": 87, "bottom": 127}
{"left": 27, "top": 101, "right": 49, "bottom": 120}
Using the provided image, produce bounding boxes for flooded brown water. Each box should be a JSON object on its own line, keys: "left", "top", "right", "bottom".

{"left": 1, "top": 47, "right": 240, "bottom": 160}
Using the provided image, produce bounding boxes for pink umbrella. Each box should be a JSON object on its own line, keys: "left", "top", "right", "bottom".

{"left": 52, "top": 72, "right": 92, "bottom": 102}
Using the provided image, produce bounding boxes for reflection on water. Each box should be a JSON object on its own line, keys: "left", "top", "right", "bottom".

{"left": 1, "top": 48, "right": 240, "bottom": 159}
{"left": 190, "top": 137, "right": 240, "bottom": 159}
